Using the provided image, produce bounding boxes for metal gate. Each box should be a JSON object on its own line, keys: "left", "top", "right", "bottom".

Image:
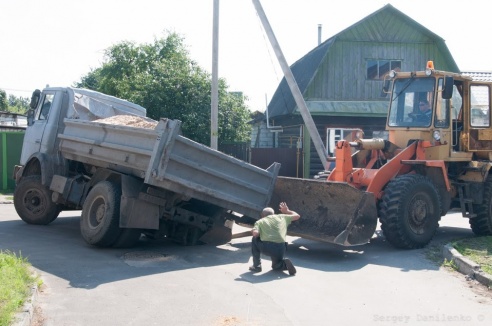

{"left": 0, "top": 130, "right": 25, "bottom": 190}
{"left": 251, "top": 148, "right": 303, "bottom": 178}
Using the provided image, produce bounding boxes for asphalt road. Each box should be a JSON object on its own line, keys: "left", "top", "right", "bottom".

{"left": 1, "top": 204, "right": 491, "bottom": 326}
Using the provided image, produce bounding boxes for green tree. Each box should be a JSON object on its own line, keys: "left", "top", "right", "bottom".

{"left": 8, "top": 95, "right": 30, "bottom": 114}
{"left": 0, "top": 90, "right": 29, "bottom": 114}
{"left": 0, "top": 89, "right": 7, "bottom": 111}
{"left": 76, "top": 32, "right": 251, "bottom": 145}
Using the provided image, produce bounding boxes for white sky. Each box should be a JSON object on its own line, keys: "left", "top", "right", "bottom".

{"left": 1, "top": 0, "right": 491, "bottom": 111}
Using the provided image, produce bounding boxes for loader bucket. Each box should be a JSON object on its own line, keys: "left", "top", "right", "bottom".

{"left": 269, "top": 177, "right": 378, "bottom": 246}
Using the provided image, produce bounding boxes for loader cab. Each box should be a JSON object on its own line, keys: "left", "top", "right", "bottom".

{"left": 385, "top": 69, "right": 460, "bottom": 155}
{"left": 385, "top": 65, "right": 492, "bottom": 161}
{"left": 387, "top": 77, "right": 442, "bottom": 128}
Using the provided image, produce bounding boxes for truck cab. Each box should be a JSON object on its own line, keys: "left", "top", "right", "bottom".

{"left": 17, "top": 87, "right": 148, "bottom": 181}
{"left": 21, "top": 88, "right": 61, "bottom": 166}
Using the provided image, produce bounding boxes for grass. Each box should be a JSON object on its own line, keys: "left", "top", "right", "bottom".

{"left": 0, "top": 191, "right": 14, "bottom": 202}
{"left": 424, "top": 235, "right": 492, "bottom": 276}
{"left": 0, "top": 250, "right": 38, "bottom": 326}
{"left": 453, "top": 236, "right": 492, "bottom": 275}
{"left": 442, "top": 258, "right": 458, "bottom": 271}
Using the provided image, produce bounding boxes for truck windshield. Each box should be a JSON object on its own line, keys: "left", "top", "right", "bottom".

{"left": 388, "top": 77, "right": 435, "bottom": 127}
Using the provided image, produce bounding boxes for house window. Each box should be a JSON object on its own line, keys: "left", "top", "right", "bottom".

{"left": 367, "top": 60, "right": 401, "bottom": 80}
{"left": 326, "top": 128, "right": 361, "bottom": 156}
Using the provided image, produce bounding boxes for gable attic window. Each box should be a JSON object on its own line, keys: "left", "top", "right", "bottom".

{"left": 367, "top": 60, "right": 402, "bottom": 80}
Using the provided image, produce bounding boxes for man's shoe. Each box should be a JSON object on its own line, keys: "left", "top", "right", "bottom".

{"left": 249, "top": 265, "right": 262, "bottom": 273}
{"left": 284, "top": 259, "right": 296, "bottom": 275}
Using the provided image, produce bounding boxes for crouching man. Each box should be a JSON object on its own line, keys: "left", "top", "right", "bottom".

{"left": 249, "top": 202, "right": 300, "bottom": 275}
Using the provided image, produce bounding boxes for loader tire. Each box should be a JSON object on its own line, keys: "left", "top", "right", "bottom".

{"left": 471, "top": 176, "right": 492, "bottom": 235}
{"left": 14, "top": 175, "right": 60, "bottom": 225}
{"left": 379, "top": 174, "right": 440, "bottom": 249}
{"left": 81, "top": 181, "right": 121, "bottom": 247}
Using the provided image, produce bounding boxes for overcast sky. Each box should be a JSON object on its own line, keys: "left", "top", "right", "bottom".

{"left": 1, "top": 0, "right": 491, "bottom": 111}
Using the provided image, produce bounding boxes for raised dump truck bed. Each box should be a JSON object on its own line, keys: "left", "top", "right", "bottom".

{"left": 57, "top": 118, "right": 280, "bottom": 220}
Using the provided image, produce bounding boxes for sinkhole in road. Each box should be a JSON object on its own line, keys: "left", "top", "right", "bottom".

{"left": 122, "top": 251, "right": 174, "bottom": 267}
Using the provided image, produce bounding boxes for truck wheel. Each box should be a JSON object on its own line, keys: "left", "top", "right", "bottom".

{"left": 80, "top": 181, "right": 121, "bottom": 247}
{"left": 14, "top": 175, "right": 60, "bottom": 225}
{"left": 471, "top": 176, "right": 492, "bottom": 235}
{"left": 379, "top": 174, "right": 441, "bottom": 249}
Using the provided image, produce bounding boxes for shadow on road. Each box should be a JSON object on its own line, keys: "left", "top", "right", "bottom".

{"left": 0, "top": 211, "right": 475, "bottom": 288}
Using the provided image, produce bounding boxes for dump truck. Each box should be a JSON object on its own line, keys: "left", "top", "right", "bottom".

{"left": 13, "top": 87, "right": 281, "bottom": 247}
{"left": 270, "top": 62, "right": 492, "bottom": 249}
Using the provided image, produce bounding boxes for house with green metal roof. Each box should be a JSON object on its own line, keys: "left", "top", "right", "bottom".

{"left": 250, "top": 3, "right": 459, "bottom": 178}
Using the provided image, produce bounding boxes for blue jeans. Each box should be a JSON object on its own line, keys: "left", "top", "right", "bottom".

{"left": 251, "top": 236, "right": 288, "bottom": 270}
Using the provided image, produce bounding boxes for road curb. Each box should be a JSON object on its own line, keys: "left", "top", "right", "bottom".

{"left": 442, "top": 243, "right": 492, "bottom": 288}
{"left": 12, "top": 282, "right": 38, "bottom": 326}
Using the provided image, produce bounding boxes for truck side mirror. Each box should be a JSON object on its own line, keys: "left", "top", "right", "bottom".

{"left": 442, "top": 77, "right": 453, "bottom": 99}
{"left": 27, "top": 109, "right": 35, "bottom": 126}
{"left": 30, "top": 89, "right": 41, "bottom": 109}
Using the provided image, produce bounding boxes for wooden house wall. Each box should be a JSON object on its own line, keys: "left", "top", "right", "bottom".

{"left": 305, "top": 41, "right": 454, "bottom": 102}
{"left": 250, "top": 122, "right": 276, "bottom": 148}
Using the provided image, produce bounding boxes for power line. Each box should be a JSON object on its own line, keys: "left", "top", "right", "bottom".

{"left": 0, "top": 87, "right": 32, "bottom": 96}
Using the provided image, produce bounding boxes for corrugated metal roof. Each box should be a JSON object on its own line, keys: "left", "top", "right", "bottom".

{"left": 462, "top": 72, "right": 492, "bottom": 109}
{"left": 462, "top": 71, "right": 492, "bottom": 82}
{"left": 268, "top": 38, "right": 334, "bottom": 118}
{"left": 267, "top": 4, "right": 459, "bottom": 119}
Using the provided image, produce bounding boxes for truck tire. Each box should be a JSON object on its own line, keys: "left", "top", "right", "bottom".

{"left": 80, "top": 181, "right": 121, "bottom": 247}
{"left": 471, "top": 176, "right": 492, "bottom": 235}
{"left": 14, "top": 175, "right": 60, "bottom": 225}
{"left": 379, "top": 174, "right": 441, "bottom": 249}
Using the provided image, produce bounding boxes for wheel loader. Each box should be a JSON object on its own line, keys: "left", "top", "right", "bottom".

{"left": 268, "top": 62, "right": 492, "bottom": 249}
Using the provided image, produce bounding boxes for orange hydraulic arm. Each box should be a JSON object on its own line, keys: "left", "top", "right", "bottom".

{"left": 327, "top": 140, "right": 417, "bottom": 197}
{"left": 327, "top": 140, "right": 355, "bottom": 183}
{"left": 327, "top": 140, "right": 452, "bottom": 200}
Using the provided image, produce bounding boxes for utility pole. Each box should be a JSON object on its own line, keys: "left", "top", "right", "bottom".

{"left": 251, "top": 0, "right": 328, "bottom": 169}
{"left": 211, "top": 0, "right": 219, "bottom": 149}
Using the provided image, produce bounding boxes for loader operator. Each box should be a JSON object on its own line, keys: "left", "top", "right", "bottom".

{"left": 409, "top": 99, "right": 432, "bottom": 123}
{"left": 249, "top": 202, "right": 300, "bottom": 275}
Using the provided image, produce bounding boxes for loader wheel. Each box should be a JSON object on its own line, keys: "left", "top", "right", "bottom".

{"left": 379, "top": 174, "right": 441, "bottom": 249}
{"left": 471, "top": 176, "right": 492, "bottom": 235}
{"left": 80, "top": 181, "right": 121, "bottom": 247}
{"left": 14, "top": 175, "right": 60, "bottom": 225}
